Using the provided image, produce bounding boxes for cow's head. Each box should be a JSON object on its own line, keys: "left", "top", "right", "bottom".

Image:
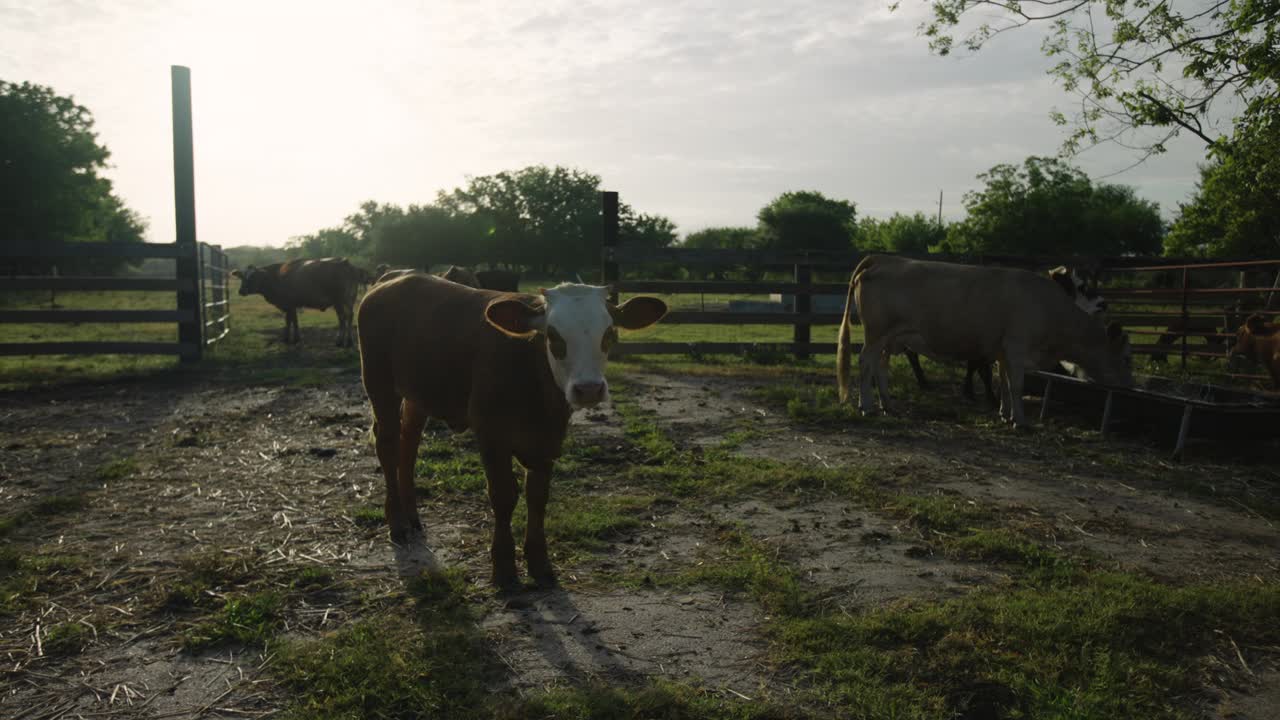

{"left": 1232, "top": 314, "right": 1274, "bottom": 359}
{"left": 229, "top": 266, "right": 263, "bottom": 296}
{"left": 483, "top": 284, "right": 667, "bottom": 409}
{"left": 1048, "top": 266, "right": 1106, "bottom": 314}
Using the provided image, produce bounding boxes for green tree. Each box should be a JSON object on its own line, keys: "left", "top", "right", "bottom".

{"left": 1165, "top": 111, "right": 1280, "bottom": 257}
{"left": 756, "top": 191, "right": 857, "bottom": 253}
{"left": 857, "top": 213, "right": 946, "bottom": 253}
{"left": 913, "top": 0, "right": 1279, "bottom": 157}
{"left": 682, "top": 227, "right": 760, "bottom": 250}
{"left": 285, "top": 227, "right": 364, "bottom": 261}
{"left": 946, "top": 156, "right": 1164, "bottom": 256}
{"left": 370, "top": 204, "right": 485, "bottom": 269}
{"left": 0, "top": 80, "right": 147, "bottom": 273}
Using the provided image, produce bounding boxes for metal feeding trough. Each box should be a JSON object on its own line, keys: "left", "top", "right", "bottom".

{"left": 1026, "top": 371, "right": 1280, "bottom": 460}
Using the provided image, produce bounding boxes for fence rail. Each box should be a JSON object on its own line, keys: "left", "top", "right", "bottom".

{"left": 0, "top": 241, "right": 229, "bottom": 359}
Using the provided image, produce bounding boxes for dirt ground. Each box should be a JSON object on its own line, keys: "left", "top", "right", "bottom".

{"left": 1, "top": 367, "right": 1277, "bottom": 717}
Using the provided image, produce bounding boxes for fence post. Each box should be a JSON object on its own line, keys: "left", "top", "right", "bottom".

{"left": 602, "top": 191, "right": 619, "bottom": 306}
{"left": 172, "top": 65, "right": 202, "bottom": 362}
{"left": 1180, "top": 267, "right": 1189, "bottom": 371}
{"left": 794, "top": 261, "right": 811, "bottom": 360}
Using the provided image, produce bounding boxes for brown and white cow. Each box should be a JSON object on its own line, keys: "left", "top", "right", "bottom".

{"left": 1230, "top": 314, "right": 1280, "bottom": 389}
{"left": 837, "top": 255, "right": 1133, "bottom": 428}
{"left": 357, "top": 276, "right": 666, "bottom": 587}
{"left": 231, "top": 257, "right": 363, "bottom": 347}
{"left": 903, "top": 265, "right": 1106, "bottom": 402}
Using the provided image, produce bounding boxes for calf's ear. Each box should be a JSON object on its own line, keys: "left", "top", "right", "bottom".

{"left": 485, "top": 297, "right": 546, "bottom": 338}
{"left": 229, "top": 269, "right": 242, "bottom": 279}
{"left": 609, "top": 296, "right": 668, "bottom": 330}
{"left": 1245, "top": 314, "right": 1267, "bottom": 333}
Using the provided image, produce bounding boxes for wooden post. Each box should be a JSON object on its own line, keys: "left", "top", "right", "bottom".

{"left": 602, "top": 191, "right": 619, "bottom": 306}
{"left": 794, "top": 262, "right": 811, "bottom": 360}
{"left": 172, "top": 65, "right": 201, "bottom": 361}
{"left": 1179, "top": 267, "right": 1190, "bottom": 372}
{"left": 1172, "top": 405, "right": 1193, "bottom": 461}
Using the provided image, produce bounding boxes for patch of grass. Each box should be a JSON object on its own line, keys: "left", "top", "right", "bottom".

{"left": 775, "top": 574, "right": 1280, "bottom": 719}
{"left": 414, "top": 434, "right": 486, "bottom": 496}
{"left": 276, "top": 568, "right": 497, "bottom": 719}
{"left": 290, "top": 566, "right": 335, "bottom": 590}
{"left": 0, "top": 553, "right": 85, "bottom": 615}
{"left": 677, "top": 527, "right": 809, "bottom": 615}
{"left": 182, "top": 591, "right": 283, "bottom": 651}
{"left": 543, "top": 494, "right": 654, "bottom": 554}
{"left": 42, "top": 621, "right": 89, "bottom": 656}
{"left": 157, "top": 552, "right": 260, "bottom": 611}
{"left": 351, "top": 506, "right": 385, "bottom": 528}
{"left": 95, "top": 457, "right": 137, "bottom": 482}
{"left": 499, "top": 682, "right": 809, "bottom": 720}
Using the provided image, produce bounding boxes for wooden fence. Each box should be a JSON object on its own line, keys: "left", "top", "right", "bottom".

{"left": 0, "top": 65, "right": 231, "bottom": 362}
{"left": 599, "top": 192, "right": 1280, "bottom": 377}
{"left": 0, "top": 241, "right": 231, "bottom": 361}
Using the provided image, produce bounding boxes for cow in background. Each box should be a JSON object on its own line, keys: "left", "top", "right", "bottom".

{"left": 372, "top": 265, "right": 481, "bottom": 288}
{"left": 839, "top": 255, "right": 1133, "bottom": 429}
{"left": 903, "top": 266, "right": 1107, "bottom": 402}
{"left": 1230, "top": 314, "right": 1280, "bottom": 389}
{"left": 231, "top": 257, "right": 363, "bottom": 347}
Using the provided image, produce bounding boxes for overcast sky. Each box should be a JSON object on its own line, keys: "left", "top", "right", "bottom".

{"left": 2, "top": 0, "right": 1216, "bottom": 248}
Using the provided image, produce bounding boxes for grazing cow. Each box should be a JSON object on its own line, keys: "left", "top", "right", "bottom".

{"left": 838, "top": 255, "right": 1133, "bottom": 428}
{"left": 476, "top": 269, "right": 521, "bottom": 292}
{"left": 357, "top": 276, "right": 667, "bottom": 586}
{"left": 1230, "top": 314, "right": 1280, "bottom": 389}
{"left": 231, "top": 257, "right": 362, "bottom": 347}
{"left": 903, "top": 266, "right": 1106, "bottom": 402}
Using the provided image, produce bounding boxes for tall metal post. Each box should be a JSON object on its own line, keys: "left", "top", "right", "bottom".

{"left": 602, "top": 191, "right": 619, "bottom": 306}
{"left": 172, "top": 65, "right": 202, "bottom": 361}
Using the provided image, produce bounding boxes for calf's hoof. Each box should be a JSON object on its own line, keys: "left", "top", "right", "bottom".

{"left": 492, "top": 566, "right": 520, "bottom": 590}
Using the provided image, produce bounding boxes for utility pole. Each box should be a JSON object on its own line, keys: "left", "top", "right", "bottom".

{"left": 937, "top": 190, "right": 943, "bottom": 226}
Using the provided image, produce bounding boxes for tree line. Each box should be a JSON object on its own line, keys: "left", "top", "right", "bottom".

{"left": 4, "top": 74, "right": 1277, "bottom": 282}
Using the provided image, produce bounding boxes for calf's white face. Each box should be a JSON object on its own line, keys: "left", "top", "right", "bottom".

{"left": 484, "top": 284, "right": 667, "bottom": 409}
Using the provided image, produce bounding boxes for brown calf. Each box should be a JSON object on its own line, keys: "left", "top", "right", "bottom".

{"left": 231, "top": 257, "right": 363, "bottom": 347}
{"left": 1231, "top": 314, "right": 1280, "bottom": 389}
{"left": 357, "top": 276, "right": 666, "bottom": 587}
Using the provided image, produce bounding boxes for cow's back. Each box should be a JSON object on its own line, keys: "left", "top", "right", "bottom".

{"left": 275, "top": 258, "right": 358, "bottom": 310}
{"left": 855, "top": 255, "right": 1078, "bottom": 359}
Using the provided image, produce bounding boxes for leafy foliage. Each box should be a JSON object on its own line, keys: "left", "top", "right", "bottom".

{"left": 856, "top": 212, "right": 945, "bottom": 253}
{"left": 913, "top": 0, "right": 1280, "bottom": 156}
{"left": 1166, "top": 109, "right": 1280, "bottom": 257}
{"left": 681, "top": 226, "right": 761, "bottom": 251}
{"left": 756, "top": 190, "right": 858, "bottom": 253}
{"left": 944, "top": 156, "right": 1164, "bottom": 256}
{"left": 0, "top": 80, "right": 147, "bottom": 274}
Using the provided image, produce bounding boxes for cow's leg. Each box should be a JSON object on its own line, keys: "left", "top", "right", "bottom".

{"left": 369, "top": 394, "right": 411, "bottom": 541}
{"left": 905, "top": 350, "right": 930, "bottom": 389}
{"left": 858, "top": 337, "right": 887, "bottom": 415}
{"left": 522, "top": 459, "right": 555, "bottom": 586}
{"left": 334, "top": 305, "right": 348, "bottom": 347}
{"left": 962, "top": 362, "right": 978, "bottom": 401}
{"left": 1002, "top": 354, "right": 1029, "bottom": 429}
{"left": 996, "top": 359, "right": 1013, "bottom": 423}
{"left": 287, "top": 309, "right": 300, "bottom": 344}
{"left": 480, "top": 446, "right": 519, "bottom": 588}
{"left": 977, "top": 363, "right": 997, "bottom": 405}
{"left": 876, "top": 349, "right": 893, "bottom": 413}
{"left": 396, "top": 402, "right": 427, "bottom": 535}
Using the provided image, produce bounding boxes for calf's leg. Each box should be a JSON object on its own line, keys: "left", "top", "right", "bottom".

{"left": 905, "top": 350, "right": 930, "bottom": 389}
{"left": 522, "top": 460, "right": 555, "bottom": 585}
{"left": 396, "top": 402, "right": 427, "bottom": 534}
{"left": 481, "top": 446, "right": 519, "bottom": 588}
